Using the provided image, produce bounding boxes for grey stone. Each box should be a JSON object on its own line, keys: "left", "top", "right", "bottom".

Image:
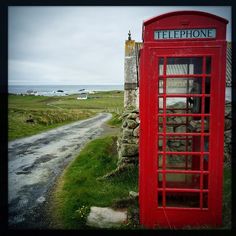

{"left": 129, "top": 191, "right": 139, "bottom": 198}
{"left": 122, "top": 137, "right": 138, "bottom": 144}
{"left": 86, "top": 207, "right": 127, "bottom": 228}
{"left": 122, "top": 120, "right": 128, "bottom": 128}
{"left": 133, "top": 126, "right": 139, "bottom": 137}
{"left": 123, "top": 129, "right": 133, "bottom": 139}
{"left": 174, "top": 116, "right": 185, "bottom": 124}
{"left": 120, "top": 144, "right": 138, "bottom": 157}
{"left": 166, "top": 126, "right": 173, "bottom": 133}
{"left": 136, "top": 117, "right": 140, "bottom": 124}
{"left": 118, "top": 156, "right": 137, "bottom": 164}
{"left": 116, "top": 140, "right": 121, "bottom": 149}
{"left": 224, "top": 130, "right": 231, "bottom": 146}
{"left": 175, "top": 125, "right": 186, "bottom": 133}
{"left": 127, "top": 119, "right": 138, "bottom": 129}
{"left": 225, "top": 102, "right": 232, "bottom": 117}
{"left": 167, "top": 140, "right": 182, "bottom": 148}
{"left": 131, "top": 109, "right": 139, "bottom": 114}
{"left": 127, "top": 113, "right": 138, "bottom": 120}
{"left": 188, "top": 120, "right": 208, "bottom": 132}
{"left": 225, "top": 118, "right": 232, "bottom": 131}
{"left": 226, "top": 111, "right": 232, "bottom": 119}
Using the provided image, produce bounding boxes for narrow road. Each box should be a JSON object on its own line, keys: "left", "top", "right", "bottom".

{"left": 8, "top": 113, "right": 112, "bottom": 228}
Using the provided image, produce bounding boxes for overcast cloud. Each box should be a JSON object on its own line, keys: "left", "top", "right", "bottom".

{"left": 8, "top": 6, "right": 231, "bottom": 85}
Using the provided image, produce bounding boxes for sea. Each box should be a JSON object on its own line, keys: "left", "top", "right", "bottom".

{"left": 8, "top": 84, "right": 124, "bottom": 96}
{"left": 8, "top": 84, "right": 231, "bottom": 101}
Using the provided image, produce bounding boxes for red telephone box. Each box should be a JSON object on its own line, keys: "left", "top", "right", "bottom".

{"left": 139, "top": 11, "right": 228, "bottom": 228}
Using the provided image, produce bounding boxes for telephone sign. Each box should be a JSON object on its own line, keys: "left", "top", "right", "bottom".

{"left": 139, "top": 11, "right": 228, "bottom": 228}
{"left": 154, "top": 28, "right": 216, "bottom": 40}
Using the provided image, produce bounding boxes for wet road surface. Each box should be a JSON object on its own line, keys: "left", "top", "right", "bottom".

{"left": 8, "top": 113, "right": 112, "bottom": 228}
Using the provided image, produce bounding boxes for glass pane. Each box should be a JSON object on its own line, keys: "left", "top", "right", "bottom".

{"left": 203, "top": 174, "right": 208, "bottom": 190}
{"left": 203, "top": 155, "right": 209, "bottom": 171}
{"left": 158, "top": 116, "right": 163, "bottom": 123}
{"left": 158, "top": 188, "right": 201, "bottom": 208}
{"left": 188, "top": 118, "right": 210, "bottom": 132}
{"left": 165, "top": 173, "right": 200, "bottom": 189}
{"left": 158, "top": 136, "right": 164, "bottom": 151}
{"left": 203, "top": 192, "right": 208, "bottom": 208}
{"left": 165, "top": 192, "right": 200, "bottom": 208}
{"left": 158, "top": 191, "right": 163, "bottom": 207}
{"left": 166, "top": 137, "right": 193, "bottom": 152}
{"left": 204, "top": 136, "right": 209, "bottom": 151}
{"left": 159, "top": 58, "right": 164, "bottom": 75}
{"left": 206, "top": 57, "right": 211, "bottom": 74}
{"left": 156, "top": 173, "right": 199, "bottom": 188}
{"left": 204, "top": 77, "right": 211, "bottom": 113}
{"left": 166, "top": 57, "right": 203, "bottom": 75}
{"left": 159, "top": 79, "right": 163, "bottom": 93}
{"left": 159, "top": 154, "right": 194, "bottom": 170}
{"left": 166, "top": 97, "right": 186, "bottom": 109}
{"left": 158, "top": 97, "right": 163, "bottom": 111}
{"left": 163, "top": 77, "right": 202, "bottom": 94}
{"left": 158, "top": 155, "right": 163, "bottom": 169}
{"left": 159, "top": 115, "right": 208, "bottom": 134}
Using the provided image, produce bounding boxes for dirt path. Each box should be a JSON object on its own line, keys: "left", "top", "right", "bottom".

{"left": 8, "top": 113, "right": 117, "bottom": 229}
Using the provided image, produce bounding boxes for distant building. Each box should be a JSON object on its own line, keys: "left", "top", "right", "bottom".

{"left": 26, "top": 90, "right": 37, "bottom": 95}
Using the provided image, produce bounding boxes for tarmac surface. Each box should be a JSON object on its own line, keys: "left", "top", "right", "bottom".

{"left": 8, "top": 113, "right": 113, "bottom": 229}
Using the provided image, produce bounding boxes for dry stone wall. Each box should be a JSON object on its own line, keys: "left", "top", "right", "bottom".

{"left": 117, "top": 109, "right": 139, "bottom": 165}
{"left": 224, "top": 101, "right": 232, "bottom": 166}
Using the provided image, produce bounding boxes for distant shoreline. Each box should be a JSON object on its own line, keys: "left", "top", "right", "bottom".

{"left": 8, "top": 84, "right": 124, "bottom": 96}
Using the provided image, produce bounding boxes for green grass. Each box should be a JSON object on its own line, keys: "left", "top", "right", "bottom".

{"left": 50, "top": 135, "right": 138, "bottom": 229}
{"left": 107, "top": 112, "right": 123, "bottom": 128}
{"left": 8, "top": 91, "right": 124, "bottom": 140}
{"left": 8, "top": 108, "right": 95, "bottom": 140}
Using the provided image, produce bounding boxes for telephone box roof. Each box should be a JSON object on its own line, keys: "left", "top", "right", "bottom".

{"left": 143, "top": 10, "right": 229, "bottom": 26}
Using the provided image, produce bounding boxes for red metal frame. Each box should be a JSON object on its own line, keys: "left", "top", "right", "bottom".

{"left": 139, "top": 11, "right": 228, "bottom": 229}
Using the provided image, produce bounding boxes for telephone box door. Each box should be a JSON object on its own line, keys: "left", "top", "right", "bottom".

{"left": 139, "top": 45, "right": 226, "bottom": 228}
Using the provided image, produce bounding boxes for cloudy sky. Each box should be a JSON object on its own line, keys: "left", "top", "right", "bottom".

{"left": 8, "top": 6, "right": 231, "bottom": 85}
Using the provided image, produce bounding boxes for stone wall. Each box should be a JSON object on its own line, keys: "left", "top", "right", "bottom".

{"left": 117, "top": 109, "right": 139, "bottom": 165}
{"left": 224, "top": 101, "right": 232, "bottom": 166}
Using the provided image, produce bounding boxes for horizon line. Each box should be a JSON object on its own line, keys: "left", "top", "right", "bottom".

{"left": 9, "top": 84, "right": 124, "bottom": 86}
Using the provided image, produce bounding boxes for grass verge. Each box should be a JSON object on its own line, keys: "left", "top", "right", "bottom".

{"left": 50, "top": 135, "right": 138, "bottom": 229}
{"left": 8, "top": 108, "right": 94, "bottom": 140}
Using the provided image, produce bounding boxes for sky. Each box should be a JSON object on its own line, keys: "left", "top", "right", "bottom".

{"left": 8, "top": 6, "right": 231, "bottom": 85}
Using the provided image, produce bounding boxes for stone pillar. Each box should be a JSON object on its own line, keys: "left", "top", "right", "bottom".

{"left": 124, "top": 39, "right": 138, "bottom": 109}
{"left": 117, "top": 35, "right": 140, "bottom": 166}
